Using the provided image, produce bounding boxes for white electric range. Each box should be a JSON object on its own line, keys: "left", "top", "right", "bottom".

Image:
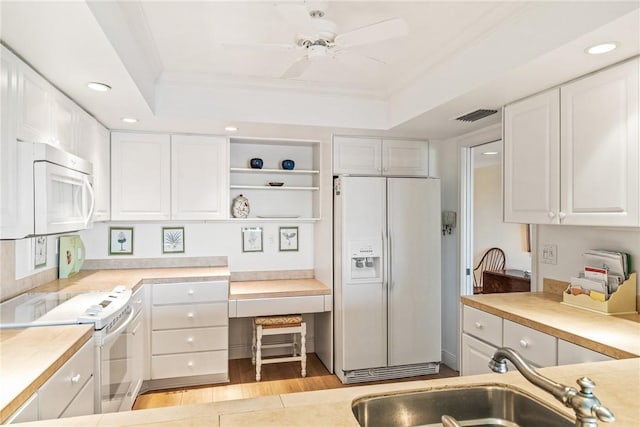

{"left": 0, "top": 286, "right": 139, "bottom": 413}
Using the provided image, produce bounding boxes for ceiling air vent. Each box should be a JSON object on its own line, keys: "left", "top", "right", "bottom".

{"left": 455, "top": 109, "right": 498, "bottom": 122}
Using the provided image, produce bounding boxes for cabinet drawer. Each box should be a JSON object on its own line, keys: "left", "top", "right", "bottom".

{"left": 152, "top": 302, "right": 228, "bottom": 330}
{"left": 503, "top": 320, "right": 556, "bottom": 367}
{"left": 234, "top": 295, "right": 324, "bottom": 317}
{"left": 462, "top": 306, "right": 503, "bottom": 347}
{"left": 38, "top": 340, "right": 94, "bottom": 420}
{"left": 557, "top": 340, "right": 613, "bottom": 365}
{"left": 152, "top": 326, "right": 228, "bottom": 355}
{"left": 151, "top": 350, "right": 228, "bottom": 379}
{"left": 59, "top": 376, "right": 94, "bottom": 419}
{"left": 5, "top": 393, "right": 38, "bottom": 424}
{"left": 153, "top": 281, "right": 228, "bottom": 305}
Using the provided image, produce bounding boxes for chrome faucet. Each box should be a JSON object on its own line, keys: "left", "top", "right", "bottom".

{"left": 489, "top": 347, "right": 615, "bottom": 427}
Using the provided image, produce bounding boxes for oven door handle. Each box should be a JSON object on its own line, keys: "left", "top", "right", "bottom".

{"left": 101, "top": 307, "right": 135, "bottom": 347}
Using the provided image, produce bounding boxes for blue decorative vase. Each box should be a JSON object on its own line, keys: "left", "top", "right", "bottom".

{"left": 250, "top": 158, "right": 263, "bottom": 169}
{"left": 281, "top": 159, "right": 295, "bottom": 170}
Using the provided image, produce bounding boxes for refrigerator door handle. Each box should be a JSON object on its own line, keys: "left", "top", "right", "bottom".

{"left": 388, "top": 233, "right": 393, "bottom": 289}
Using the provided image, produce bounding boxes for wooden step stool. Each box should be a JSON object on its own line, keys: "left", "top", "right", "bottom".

{"left": 252, "top": 314, "right": 307, "bottom": 382}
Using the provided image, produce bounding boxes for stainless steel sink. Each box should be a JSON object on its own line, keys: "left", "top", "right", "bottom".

{"left": 352, "top": 384, "right": 574, "bottom": 427}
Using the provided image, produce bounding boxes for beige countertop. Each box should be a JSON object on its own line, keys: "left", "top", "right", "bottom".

{"left": 30, "top": 266, "right": 231, "bottom": 294}
{"left": 229, "top": 278, "right": 331, "bottom": 300}
{"left": 462, "top": 292, "right": 640, "bottom": 359}
{"left": 14, "top": 358, "right": 640, "bottom": 427}
{"left": 0, "top": 325, "right": 94, "bottom": 423}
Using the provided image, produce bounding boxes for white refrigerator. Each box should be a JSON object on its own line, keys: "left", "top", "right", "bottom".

{"left": 334, "top": 176, "right": 441, "bottom": 383}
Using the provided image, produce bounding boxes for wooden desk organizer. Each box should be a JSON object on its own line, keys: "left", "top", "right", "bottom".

{"left": 562, "top": 272, "right": 637, "bottom": 315}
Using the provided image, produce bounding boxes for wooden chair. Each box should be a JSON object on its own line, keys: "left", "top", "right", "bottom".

{"left": 473, "top": 247, "right": 506, "bottom": 294}
{"left": 252, "top": 314, "right": 307, "bottom": 382}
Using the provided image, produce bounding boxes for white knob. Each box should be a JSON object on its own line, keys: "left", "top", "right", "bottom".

{"left": 188, "top": 290, "right": 194, "bottom": 295}
{"left": 519, "top": 339, "right": 529, "bottom": 348}
{"left": 558, "top": 212, "right": 566, "bottom": 220}
{"left": 187, "top": 361, "right": 194, "bottom": 367}
{"left": 548, "top": 211, "right": 555, "bottom": 219}
{"left": 187, "top": 337, "right": 194, "bottom": 343}
{"left": 377, "top": 167, "right": 381, "bottom": 171}
{"left": 187, "top": 313, "right": 194, "bottom": 319}
{"left": 474, "top": 321, "right": 483, "bottom": 329}
{"left": 71, "top": 374, "right": 81, "bottom": 384}
{"left": 135, "top": 299, "right": 143, "bottom": 305}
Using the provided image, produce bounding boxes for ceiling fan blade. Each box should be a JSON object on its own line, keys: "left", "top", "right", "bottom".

{"left": 220, "top": 42, "right": 297, "bottom": 51}
{"left": 281, "top": 56, "right": 310, "bottom": 79}
{"left": 333, "top": 48, "right": 387, "bottom": 65}
{"left": 275, "top": 2, "right": 317, "bottom": 35}
{"left": 334, "top": 17, "right": 408, "bottom": 48}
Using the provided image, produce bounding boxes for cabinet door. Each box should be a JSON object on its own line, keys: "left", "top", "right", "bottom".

{"left": 461, "top": 333, "right": 498, "bottom": 376}
{"left": 504, "top": 89, "right": 560, "bottom": 224}
{"left": 560, "top": 59, "right": 639, "bottom": 226}
{"left": 77, "top": 113, "right": 110, "bottom": 221}
{"left": 50, "top": 93, "right": 77, "bottom": 153}
{"left": 16, "top": 63, "right": 53, "bottom": 145}
{"left": 382, "top": 139, "right": 429, "bottom": 176}
{"left": 333, "top": 136, "right": 382, "bottom": 175}
{"left": 171, "top": 134, "right": 228, "bottom": 220}
{"left": 111, "top": 132, "right": 171, "bottom": 220}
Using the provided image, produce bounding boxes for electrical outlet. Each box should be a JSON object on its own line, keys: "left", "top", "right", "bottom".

{"left": 541, "top": 244, "right": 557, "bottom": 265}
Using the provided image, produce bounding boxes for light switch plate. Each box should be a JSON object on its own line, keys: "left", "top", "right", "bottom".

{"left": 541, "top": 244, "right": 557, "bottom": 264}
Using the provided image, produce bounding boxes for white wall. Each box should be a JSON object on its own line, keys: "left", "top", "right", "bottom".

{"left": 473, "top": 165, "right": 531, "bottom": 270}
{"left": 536, "top": 225, "right": 640, "bottom": 293}
{"left": 80, "top": 222, "right": 314, "bottom": 272}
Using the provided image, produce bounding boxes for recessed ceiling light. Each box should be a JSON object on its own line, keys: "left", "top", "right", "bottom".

{"left": 586, "top": 42, "right": 618, "bottom": 55}
{"left": 225, "top": 126, "right": 238, "bottom": 132}
{"left": 121, "top": 117, "right": 138, "bottom": 123}
{"left": 87, "top": 82, "right": 111, "bottom": 92}
{"left": 482, "top": 151, "right": 499, "bottom": 156}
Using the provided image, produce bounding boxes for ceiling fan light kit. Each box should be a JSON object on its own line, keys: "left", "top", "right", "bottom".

{"left": 228, "top": 2, "right": 409, "bottom": 79}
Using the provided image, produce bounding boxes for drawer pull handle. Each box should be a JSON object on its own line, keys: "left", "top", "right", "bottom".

{"left": 71, "top": 374, "right": 81, "bottom": 384}
{"left": 474, "top": 321, "right": 483, "bottom": 329}
{"left": 188, "top": 290, "right": 195, "bottom": 295}
{"left": 187, "top": 313, "right": 194, "bottom": 319}
{"left": 519, "top": 339, "right": 529, "bottom": 348}
{"left": 187, "top": 361, "right": 194, "bottom": 367}
{"left": 187, "top": 337, "right": 194, "bottom": 343}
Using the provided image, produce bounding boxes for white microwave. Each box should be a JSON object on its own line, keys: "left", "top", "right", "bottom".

{"left": 14, "top": 142, "right": 94, "bottom": 237}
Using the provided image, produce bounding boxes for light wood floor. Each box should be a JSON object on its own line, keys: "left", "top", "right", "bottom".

{"left": 133, "top": 354, "right": 459, "bottom": 410}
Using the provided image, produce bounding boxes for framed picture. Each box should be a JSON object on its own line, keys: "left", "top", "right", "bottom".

{"left": 242, "top": 227, "right": 263, "bottom": 252}
{"left": 109, "top": 227, "right": 134, "bottom": 255}
{"left": 163, "top": 226, "right": 185, "bottom": 253}
{"left": 34, "top": 236, "right": 47, "bottom": 268}
{"left": 279, "top": 226, "right": 299, "bottom": 252}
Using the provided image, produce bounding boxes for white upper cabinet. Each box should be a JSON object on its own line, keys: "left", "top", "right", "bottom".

{"left": 77, "top": 112, "right": 110, "bottom": 222}
{"left": 171, "top": 134, "right": 228, "bottom": 220}
{"left": 16, "top": 62, "right": 53, "bottom": 146}
{"left": 333, "top": 136, "right": 428, "bottom": 176}
{"left": 111, "top": 132, "right": 171, "bottom": 221}
{"left": 333, "top": 136, "right": 382, "bottom": 175}
{"left": 560, "top": 59, "right": 639, "bottom": 227}
{"left": 382, "top": 139, "right": 429, "bottom": 176}
{"left": 504, "top": 58, "right": 639, "bottom": 227}
{"left": 50, "top": 93, "right": 77, "bottom": 153}
{"left": 504, "top": 89, "right": 560, "bottom": 224}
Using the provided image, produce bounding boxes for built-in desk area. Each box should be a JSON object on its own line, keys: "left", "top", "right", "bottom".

{"left": 228, "top": 279, "right": 332, "bottom": 317}
{"left": 482, "top": 269, "right": 531, "bottom": 293}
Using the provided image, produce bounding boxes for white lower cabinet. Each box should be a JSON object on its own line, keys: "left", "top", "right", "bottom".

{"left": 4, "top": 393, "right": 38, "bottom": 424}
{"left": 557, "top": 340, "right": 613, "bottom": 365}
{"left": 38, "top": 339, "right": 95, "bottom": 420}
{"left": 150, "top": 281, "right": 229, "bottom": 385}
{"left": 503, "top": 320, "right": 556, "bottom": 368}
{"left": 461, "top": 333, "right": 499, "bottom": 376}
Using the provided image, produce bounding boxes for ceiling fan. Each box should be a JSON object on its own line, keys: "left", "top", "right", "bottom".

{"left": 225, "top": 2, "right": 409, "bottom": 79}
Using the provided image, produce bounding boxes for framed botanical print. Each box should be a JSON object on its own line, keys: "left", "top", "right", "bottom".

{"left": 34, "top": 236, "right": 47, "bottom": 268}
{"left": 163, "top": 227, "right": 185, "bottom": 253}
{"left": 279, "top": 226, "right": 298, "bottom": 252}
{"left": 242, "top": 227, "right": 263, "bottom": 252}
{"left": 109, "top": 227, "right": 134, "bottom": 255}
